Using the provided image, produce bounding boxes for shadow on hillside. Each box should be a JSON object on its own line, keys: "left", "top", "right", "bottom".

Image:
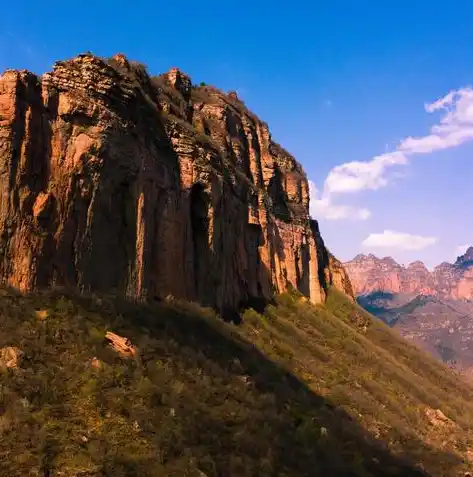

{"left": 25, "top": 288, "right": 464, "bottom": 477}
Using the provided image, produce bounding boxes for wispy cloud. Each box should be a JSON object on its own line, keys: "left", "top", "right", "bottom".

{"left": 399, "top": 88, "right": 473, "bottom": 154}
{"left": 324, "top": 151, "right": 408, "bottom": 195}
{"left": 310, "top": 86, "right": 473, "bottom": 220}
{"left": 362, "top": 230, "right": 437, "bottom": 251}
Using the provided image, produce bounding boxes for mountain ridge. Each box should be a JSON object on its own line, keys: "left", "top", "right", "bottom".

{"left": 351, "top": 247, "right": 473, "bottom": 274}
{"left": 344, "top": 248, "right": 473, "bottom": 299}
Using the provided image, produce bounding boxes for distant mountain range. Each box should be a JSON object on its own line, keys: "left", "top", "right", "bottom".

{"left": 345, "top": 247, "right": 473, "bottom": 299}
{"left": 344, "top": 248, "right": 473, "bottom": 378}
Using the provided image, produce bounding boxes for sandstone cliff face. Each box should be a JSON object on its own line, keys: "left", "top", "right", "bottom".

{"left": 344, "top": 249, "right": 473, "bottom": 300}
{"left": 0, "top": 53, "right": 353, "bottom": 313}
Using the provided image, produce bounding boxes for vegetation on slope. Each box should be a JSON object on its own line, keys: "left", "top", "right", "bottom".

{"left": 0, "top": 287, "right": 472, "bottom": 476}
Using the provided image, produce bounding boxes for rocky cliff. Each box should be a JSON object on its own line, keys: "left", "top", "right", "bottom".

{"left": 0, "top": 53, "right": 353, "bottom": 314}
{"left": 344, "top": 249, "right": 473, "bottom": 299}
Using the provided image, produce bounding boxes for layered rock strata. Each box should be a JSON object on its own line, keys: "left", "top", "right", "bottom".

{"left": 0, "top": 53, "right": 354, "bottom": 313}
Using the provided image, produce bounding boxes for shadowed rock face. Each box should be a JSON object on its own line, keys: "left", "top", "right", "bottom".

{"left": 0, "top": 53, "right": 353, "bottom": 312}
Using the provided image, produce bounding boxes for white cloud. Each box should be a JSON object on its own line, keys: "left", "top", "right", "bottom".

{"left": 324, "top": 151, "right": 407, "bottom": 195}
{"left": 362, "top": 230, "right": 437, "bottom": 251}
{"left": 309, "top": 180, "right": 370, "bottom": 221}
{"left": 309, "top": 86, "right": 473, "bottom": 221}
{"left": 455, "top": 244, "right": 471, "bottom": 256}
{"left": 399, "top": 87, "right": 473, "bottom": 153}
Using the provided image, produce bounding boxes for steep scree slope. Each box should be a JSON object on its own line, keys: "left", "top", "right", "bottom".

{"left": 0, "top": 53, "right": 353, "bottom": 313}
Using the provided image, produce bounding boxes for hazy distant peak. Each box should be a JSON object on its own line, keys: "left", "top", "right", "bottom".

{"left": 434, "top": 262, "right": 453, "bottom": 270}
{"left": 407, "top": 260, "right": 428, "bottom": 270}
{"left": 348, "top": 254, "right": 400, "bottom": 267}
{"left": 381, "top": 256, "right": 401, "bottom": 266}
{"left": 346, "top": 249, "right": 473, "bottom": 299}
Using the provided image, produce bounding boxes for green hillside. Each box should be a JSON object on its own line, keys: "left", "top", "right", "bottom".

{"left": 0, "top": 287, "right": 472, "bottom": 476}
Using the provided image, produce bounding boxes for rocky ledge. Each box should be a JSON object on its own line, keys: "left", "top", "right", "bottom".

{"left": 0, "top": 53, "right": 353, "bottom": 314}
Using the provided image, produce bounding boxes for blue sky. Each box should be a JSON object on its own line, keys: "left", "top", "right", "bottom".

{"left": 2, "top": 1, "right": 473, "bottom": 268}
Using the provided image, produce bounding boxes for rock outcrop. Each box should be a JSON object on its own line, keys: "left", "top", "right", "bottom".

{"left": 105, "top": 331, "right": 137, "bottom": 357}
{"left": 344, "top": 249, "right": 473, "bottom": 300}
{"left": 0, "top": 53, "right": 354, "bottom": 313}
{"left": 0, "top": 346, "right": 23, "bottom": 369}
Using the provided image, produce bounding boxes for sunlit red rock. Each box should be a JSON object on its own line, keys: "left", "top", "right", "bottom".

{"left": 0, "top": 53, "right": 354, "bottom": 313}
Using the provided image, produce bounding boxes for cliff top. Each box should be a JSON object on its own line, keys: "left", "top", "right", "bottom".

{"left": 1, "top": 51, "right": 308, "bottom": 192}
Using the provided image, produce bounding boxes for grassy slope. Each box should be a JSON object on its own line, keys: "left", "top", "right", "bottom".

{"left": 0, "top": 288, "right": 472, "bottom": 476}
